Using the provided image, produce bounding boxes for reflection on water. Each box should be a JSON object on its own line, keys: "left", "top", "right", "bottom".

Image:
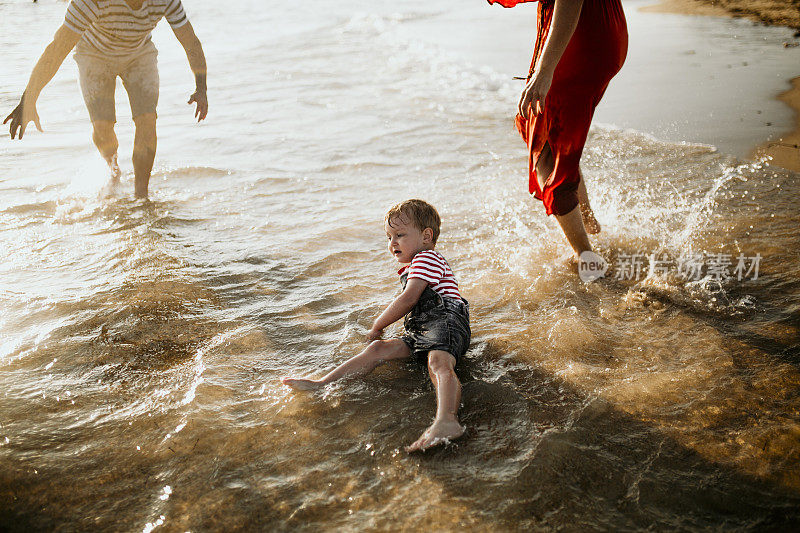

{"left": 1, "top": 0, "right": 799, "bottom": 531}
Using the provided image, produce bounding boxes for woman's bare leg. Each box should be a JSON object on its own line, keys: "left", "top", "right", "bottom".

{"left": 578, "top": 170, "right": 601, "bottom": 235}
{"left": 536, "top": 143, "right": 592, "bottom": 257}
{"left": 406, "top": 350, "right": 465, "bottom": 452}
{"left": 282, "top": 339, "right": 411, "bottom": 390}
{"left": 555, "top": 206, "right": 592, "bottom": 257}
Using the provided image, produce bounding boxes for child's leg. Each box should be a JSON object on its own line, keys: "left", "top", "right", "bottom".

{"left": 406, "top": 350, "right": 465, "bottom": 452}
{"left": 282, "top": 339, "right": 411, "bottom": 390}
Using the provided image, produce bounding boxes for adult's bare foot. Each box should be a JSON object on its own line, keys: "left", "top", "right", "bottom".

{"left": 106, "top": 153, "right": 121, "bottom": 183}
{"left": 98, "top": 154, "right": 123, "bottom": 199}
{"left": 405, "top": 419, "right": 465, "bottom": 452}
{"left": 580, "top": 203, "right": 601, "bottom": 235}
{"left": 281, "top": 377, "right": 325, "bottom": 391}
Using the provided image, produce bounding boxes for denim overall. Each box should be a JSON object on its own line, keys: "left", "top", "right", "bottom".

{"left": 399, "top": 273, "right": 471, "bottom": 362}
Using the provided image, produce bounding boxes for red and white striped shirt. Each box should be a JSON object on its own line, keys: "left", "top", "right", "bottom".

{"left": 398, "top": 250, "right": 462, "bottom": 301}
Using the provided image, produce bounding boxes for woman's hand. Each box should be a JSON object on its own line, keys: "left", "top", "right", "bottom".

{"left": 518, "top": 67, "right": 554, "bottom": 119}
{"left": 4, "top": 95, "right": 43, "bottom": 140}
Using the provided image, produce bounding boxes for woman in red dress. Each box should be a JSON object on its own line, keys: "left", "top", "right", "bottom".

{"left": 489, "top": 0, "right": 628, "bottom": 264}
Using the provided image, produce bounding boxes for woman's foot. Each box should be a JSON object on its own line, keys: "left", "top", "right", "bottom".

{"left": 281, "top": 377, "right": 325, "bottom": 391}
{"left": 580, "top": 202, "right": 601, "bottom": 235}
{"left": 405, "top": 418, "right": 465, "bottom": 452}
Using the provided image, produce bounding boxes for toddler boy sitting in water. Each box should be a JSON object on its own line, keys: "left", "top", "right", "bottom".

{"left": 282, "top": 199, "right": 471, "bottom": 452}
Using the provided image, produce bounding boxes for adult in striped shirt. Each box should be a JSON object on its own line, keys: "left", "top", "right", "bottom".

{"left": 4, "top": 0, "right": 208, "bottom": 199}
{"left": 283, "top": 199, "right": 471, "bottom": 453}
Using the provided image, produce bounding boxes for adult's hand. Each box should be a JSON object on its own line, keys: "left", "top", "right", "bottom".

{"left": 518, "top": 68, "right": 554, "bottom": 119}
{"left": 172, "top": 22, "right": 208, "bottom": 123}
{"left": 188, "top": 90, "right": 207, "bottom": 122}
{"left": 3, "top": 96, "right": 43, "bottom": 140}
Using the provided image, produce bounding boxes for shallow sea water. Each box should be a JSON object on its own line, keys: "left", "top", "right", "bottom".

{"left": 1, "top": 1, "right": 799, "bottom": 531}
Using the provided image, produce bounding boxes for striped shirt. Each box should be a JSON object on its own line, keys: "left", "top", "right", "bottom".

{"left": 65, "top": 0, "right": 188, "bottom": 56}
{"left": 399, "top": 250, "right": 462, "bottom": 301}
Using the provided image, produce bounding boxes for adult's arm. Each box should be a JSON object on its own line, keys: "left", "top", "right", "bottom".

{"left": 4, "top": 24, "right": 81, "bottom": 139}
{"left": 171, "top": 21, "right": 208, "bottom": 121}
{"left": 518, "top": 0, "right": 584, "bottom": 118}
{"left": 366, "top": 278, "right": 428, "bottom": 341}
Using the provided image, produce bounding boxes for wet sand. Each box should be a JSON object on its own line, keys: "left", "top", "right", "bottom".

{"left": 644, "top": 1, "right": 800, "bottom": 170}
{"left": 643, "top": 0, "right": 800, "bottom": 28}
{"left": 756, "top": 76, "right": 800, "bottom": 171}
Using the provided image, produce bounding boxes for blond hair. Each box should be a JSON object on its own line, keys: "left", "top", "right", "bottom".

{"left": 385, "top": 199, "right": 441, "bottom": 245}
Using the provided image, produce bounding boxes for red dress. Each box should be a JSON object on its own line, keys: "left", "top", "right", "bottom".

{"left": 489, "top": 0, "right": 628, "bottom": 216}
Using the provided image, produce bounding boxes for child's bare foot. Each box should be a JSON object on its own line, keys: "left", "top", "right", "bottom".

{"left": 405, "top": 419, "right": 465, "bottom": 452}
{"left": 281, "top": 377, "right": 325, "bottom": 391}
{"left": 580, "top": 203, "right": 601, "bottom": 235}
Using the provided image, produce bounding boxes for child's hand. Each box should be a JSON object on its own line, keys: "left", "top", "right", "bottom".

{"left": 365, "top": 328, "right": 383, "bottom": 343}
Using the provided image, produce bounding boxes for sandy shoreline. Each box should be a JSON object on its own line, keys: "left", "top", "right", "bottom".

{"left": 644, "top": 0, "right": 800, "bottom": 170}
{"left": 755, "top": 76, "right": 800, "bottom": 170}
{"left": 642, "top": 0, "right": 800, "bottom": 28}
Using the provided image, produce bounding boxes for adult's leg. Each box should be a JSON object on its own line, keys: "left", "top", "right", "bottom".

{"left": 132, "top": 112, "right": 156, "bottom": 198}
{"left": 121, "top": 47, "right": 159, "bottom": 198}
{"left": 577, "top": 169, "right": 601, "bottom": 234}
{"left": 406, "top": 350, "right": 465, "bottom": 452}
{"left": 282, "top": 338, "right": 412, "bottom": 390}
{"left": 555, "top": 206, "right": 591, "bottom": 257}
{"left": 536, "top": 142, "right": 592, "bottom": 257}
{"left": 91, "top": 120, "right": 120, "bottom": 182}
{"left": 75, "top": 52, "right": 120, "bottom": 181}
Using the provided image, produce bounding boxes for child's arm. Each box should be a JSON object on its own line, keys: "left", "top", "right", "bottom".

{"left": 367, "top": 278, "right": 428, "bottom": 341}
